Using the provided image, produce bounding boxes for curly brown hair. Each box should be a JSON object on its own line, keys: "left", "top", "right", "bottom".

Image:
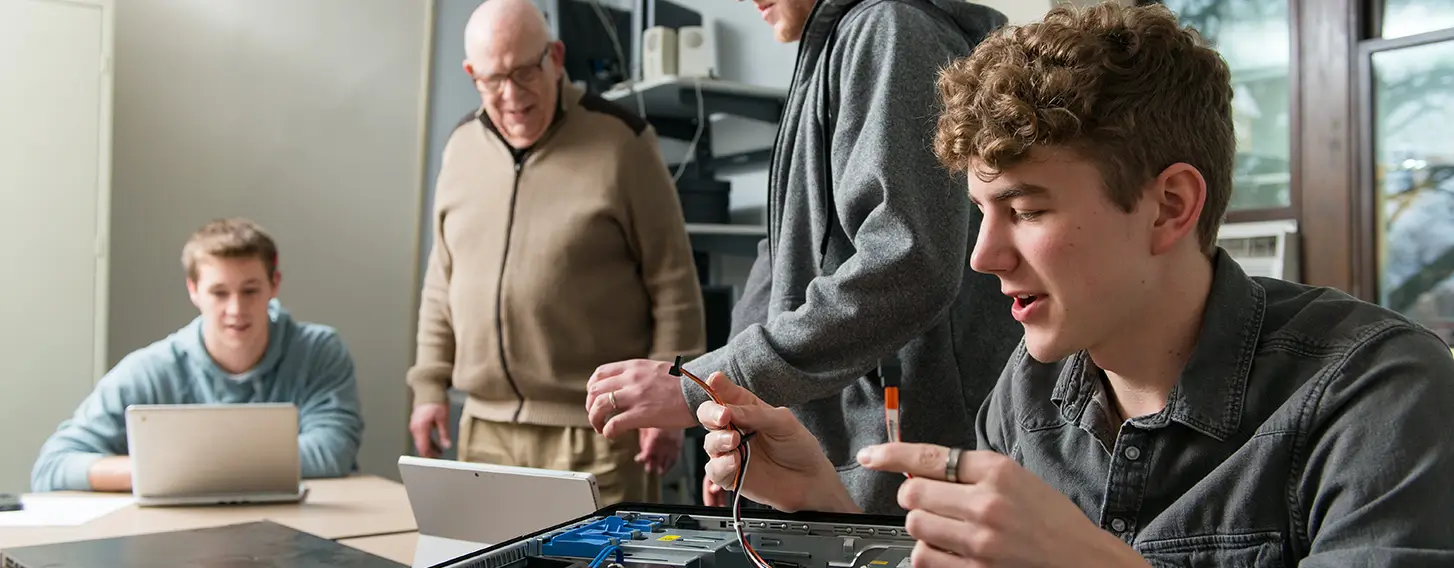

{"left": 181, "top": 218, "right": 279, "bottom": 282}
{"left": 933, "top": 1, "right": 1234, "bottom": 255}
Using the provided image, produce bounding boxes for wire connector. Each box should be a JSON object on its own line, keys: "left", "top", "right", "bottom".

{"left": 874, "top": 365, "right": 910, "bottom": 478}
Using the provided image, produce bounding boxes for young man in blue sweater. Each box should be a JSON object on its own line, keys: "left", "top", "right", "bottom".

{"left": 31, "top": 218, "right": 365, "bottom": 493}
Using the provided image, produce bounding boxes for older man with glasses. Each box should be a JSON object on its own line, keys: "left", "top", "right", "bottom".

{"left": 404, "top": 0, "right": 706, "bottom": 506}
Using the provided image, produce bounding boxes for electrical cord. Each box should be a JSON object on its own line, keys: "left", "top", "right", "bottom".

{"left": 671, "top": 77, "right": 705, "bottom": 184}
{"left": 585, "top": 0, "right": 646, "bottom": 117}
{"left": 581, "top": 0, "right": 702, "bottom": 184}
{"left": 670, "top": 359, "right": 907, "bottom": 568}
{"left": 588, "top": 544, "right": 623, "bottom": 568}
{"left": 669, "top": 356, "right": 773, "bottom": 568}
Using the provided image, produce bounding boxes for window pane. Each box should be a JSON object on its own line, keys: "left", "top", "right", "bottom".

{"left": 1373, "top": 39, "right": 1454, "bottom": 344}
{"left": 1158, "top": 0, "right": 1292, "bottom": 210}
{"left": 1383, "top": 0, "right": 1454, "bottom": 40}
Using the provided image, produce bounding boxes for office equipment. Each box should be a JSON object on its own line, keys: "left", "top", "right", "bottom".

{"left": 425, "top": 503, "right": 914, "bottom": 568}
{"left": 0, "top": 494, "right": 20, "bottom": 512}
{"left": 125, "top": 403, "right": 307, "bottom": 506}
{"left": 603, "top": 77, "right": 784, "bottom": 227}
{"left": 398, "top": 456, "right": 600, "bottom": 567}
{"left": 553, "top": 0, "right": 633, "bottom": 94}
{"left": 547, "top": 0, "right": 702, "bottom": 94}
{"left": 676, "top": 25, "right": 717, "bottom": 79}
{"left": 0, "top": 520, "right": 404, "bottom": 568}
{"left": 642, "top": 26, "right": 678, "bottom": 81}
{"left": 1217, "top": 219, "right": 1300, "bottom": 282}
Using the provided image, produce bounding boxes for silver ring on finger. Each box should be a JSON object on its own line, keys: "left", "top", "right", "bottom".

{"left": 609, "top": 391, "right": 620, "bottom": 412}
{"left": 945, "top": 448, "right": 963, "bottom": 483}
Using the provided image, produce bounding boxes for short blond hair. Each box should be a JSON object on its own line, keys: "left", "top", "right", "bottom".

{"left": 181, "top": 218, "right": 279, "bottom": 282}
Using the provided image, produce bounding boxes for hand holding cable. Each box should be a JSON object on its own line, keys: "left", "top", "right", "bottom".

{"left": 682, "top": 361, "right": 861, "bottom": 515}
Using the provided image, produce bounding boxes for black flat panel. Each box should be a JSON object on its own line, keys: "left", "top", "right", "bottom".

{"left": 0, "top": 521, "right": 404, "bottom": 568}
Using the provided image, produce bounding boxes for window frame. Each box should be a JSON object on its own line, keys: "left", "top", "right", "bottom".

{"left": 1136, "top": 0, "right": 1302, "bottom": 221}
{"left": 1354, "top": 25, "right": 1454, "bottom": 303}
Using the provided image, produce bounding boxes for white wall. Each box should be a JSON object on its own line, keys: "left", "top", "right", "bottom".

{"left": 108, "top": 0, "right": 431, "bottom": 481}
{"left": 0, "top": 0, "right": 114, "bottom": 493}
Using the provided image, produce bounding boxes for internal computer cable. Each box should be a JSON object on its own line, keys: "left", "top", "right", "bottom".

{"left": 672, "top": 359, "right": 910, "bottom": 566}
{"left": 669, "top": 357, "right": 774, "bottom": 568}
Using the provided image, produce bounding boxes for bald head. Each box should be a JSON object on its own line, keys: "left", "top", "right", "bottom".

{"left": 464, "top": 0, "right": 551, "bottom": 61}
{"left": 462, "top": 0, "right": 565, "bottom": 149}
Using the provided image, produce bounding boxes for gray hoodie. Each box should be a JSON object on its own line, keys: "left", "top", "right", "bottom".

{"left": 682, "top": 0, "right": 1021, "bottom": 513}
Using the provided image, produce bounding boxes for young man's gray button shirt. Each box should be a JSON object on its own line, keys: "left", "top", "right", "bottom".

{"left": 979, "top": 249, "right": 1454, "bottom": 565}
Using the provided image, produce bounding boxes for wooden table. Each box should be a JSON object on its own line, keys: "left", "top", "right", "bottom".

{"left": 0, "top": 474, "right": 415, "bottom": 551}
{"left": 339, "top": 531, "right": 420, "bottom": 565}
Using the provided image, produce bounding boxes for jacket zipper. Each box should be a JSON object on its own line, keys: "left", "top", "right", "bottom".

{"left": 496, "top": 156, "right": 528, "bottom": 423}
{"left": 478, "top": 95, "right": 568, "bottom": 425}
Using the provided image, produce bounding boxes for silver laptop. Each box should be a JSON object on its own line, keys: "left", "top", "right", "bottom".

{"left": 125, "top": 403, "right": 308, "bottom": 506}
{"left": 398, "top": 456, "right": 600, "bottom": 568}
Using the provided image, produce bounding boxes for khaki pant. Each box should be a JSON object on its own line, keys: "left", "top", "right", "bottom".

{"left": 458, "top": 416, "right": 660, "bottom": 506}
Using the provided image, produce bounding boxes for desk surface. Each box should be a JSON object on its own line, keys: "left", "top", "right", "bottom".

{"left": 339, "top": 531, "right": 420, "bottom": 566}
{"left": 0, "top": 474, "right": 415, "bottom": 551}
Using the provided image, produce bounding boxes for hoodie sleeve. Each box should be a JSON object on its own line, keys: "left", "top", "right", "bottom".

{"left": 296, "top": 331, "right": 364, "bottom": 479}
{"left": 683, "top": 2, "right": 979, "bottom": 406}
{"left": 681, "top": 237, "right": 771, "bottom": 409}
{"left": 31, "top": 354, "right": 164, "bottom": 492}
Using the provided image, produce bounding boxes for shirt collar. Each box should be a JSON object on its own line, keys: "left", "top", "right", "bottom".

{"left": 476, "top": 77, "right": 579, "bottom": 151}
{"left": 1051, "top": 249, "right": 1266, "bottom": 441}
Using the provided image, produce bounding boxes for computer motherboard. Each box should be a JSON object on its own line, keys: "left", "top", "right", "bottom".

{"left": 431, "top": 506, "right": 915, "bottom": 568}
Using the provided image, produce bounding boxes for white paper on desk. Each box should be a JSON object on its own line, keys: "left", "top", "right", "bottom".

{"left": 0, "top": 494, "right": 134, "bottom": 527}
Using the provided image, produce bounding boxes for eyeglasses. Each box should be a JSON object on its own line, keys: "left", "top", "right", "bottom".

{"left": 474, "top": 46, "right": 552, "bottom": 93}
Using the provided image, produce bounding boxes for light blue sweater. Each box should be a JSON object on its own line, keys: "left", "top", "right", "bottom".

{"left": 30, "top": 300, "right": 365, "bottom": 492}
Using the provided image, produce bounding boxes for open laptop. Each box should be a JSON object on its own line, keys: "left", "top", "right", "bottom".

{"left": 398, "top": 456, "right": 601, "bottom": 568}
{"left": 125, "top": 403, "right": 308, "bottom": 507}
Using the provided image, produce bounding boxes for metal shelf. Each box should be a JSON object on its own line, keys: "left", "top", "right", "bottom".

{"left": 605, "top": 77, "right": 782, "bottom": 257}
{"left": 686, "top": 224, "right": 765, "bottom": 256}
{"left": 686, "top": 223, "right": 766, "bottom": 236}
{"left": 602, "top": 76, "right": 787, "bottom": 123}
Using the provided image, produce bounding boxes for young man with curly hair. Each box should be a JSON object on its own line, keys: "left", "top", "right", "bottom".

{"left": 691, "top": 2, "right": 1454, "bottom": 564}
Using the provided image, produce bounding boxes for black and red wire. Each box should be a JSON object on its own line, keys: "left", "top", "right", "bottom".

{"left": 670, "top": 357, "right": 907, "bottom": 568}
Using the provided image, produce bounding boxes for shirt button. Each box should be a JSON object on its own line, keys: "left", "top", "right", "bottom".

{"left": 1123, "top": 446, "right": 1141, "bottom": 461}
{"left": 1111, "top": 518, "right": 1127, "bottom": 532}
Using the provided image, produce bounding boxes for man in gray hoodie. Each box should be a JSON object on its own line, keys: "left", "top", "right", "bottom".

{"left": 586, "top": 0, "right": 1019, "bottom": 513}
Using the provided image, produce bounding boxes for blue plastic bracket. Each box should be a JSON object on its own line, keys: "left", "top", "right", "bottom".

{"left": 541, "top": 515, "right": 667, "bottom": 559}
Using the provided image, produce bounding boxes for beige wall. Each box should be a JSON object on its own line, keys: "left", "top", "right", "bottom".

{"left": 0, "top": 0, "right": 114, "bottom": 492}
{"left": 108, "top": 0, "right": 431, "bottom": 480}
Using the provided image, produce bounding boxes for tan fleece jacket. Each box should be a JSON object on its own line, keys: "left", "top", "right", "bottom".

{"left": 407, "top": 82, "right": 706, "bottom": 427}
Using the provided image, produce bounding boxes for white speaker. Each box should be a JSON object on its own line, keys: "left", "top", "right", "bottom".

{"left": 676, "top": 25, "right": 717, "bottom": 79}
{"left": 642, "top": 26, "right": 677, "bottom": 81}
